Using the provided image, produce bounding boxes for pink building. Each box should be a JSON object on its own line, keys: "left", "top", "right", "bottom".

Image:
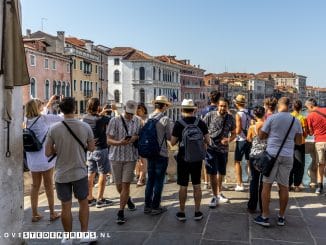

{"left": 23, "top": 38, "right": 71, "bottom": 104}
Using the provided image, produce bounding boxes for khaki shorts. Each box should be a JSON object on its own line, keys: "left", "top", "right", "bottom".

{"left": 315, "top": 142, "right": 326, "bottom": 165}
{"left": 111, "top": 161, "right": 136, "bottom": 184}
{"left": 263, "top": 156, "right": 293, "bottom": 187}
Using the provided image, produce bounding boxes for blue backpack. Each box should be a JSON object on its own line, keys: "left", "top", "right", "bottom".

{"left": 138, "top": 114, "right": 165, "bottom": 158}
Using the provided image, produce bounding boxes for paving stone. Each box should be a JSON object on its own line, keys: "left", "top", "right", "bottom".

{"left": 203, "top": 212, "right": 249, "bottom": 242}
{"left": 145, "top": 232, "right": 201, "bottom": 245}
{"left": 251, "top": 239, "right": 308, "bottom": 245}
{"left": 201, "top": 239, "right": 249, "bottom": 244}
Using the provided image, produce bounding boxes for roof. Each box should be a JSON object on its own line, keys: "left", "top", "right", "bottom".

{"left": 156, "top": 55, "right": 205, "bottom": 71}
{"left": 256, "top": 71, "right": 296, "bottom": 78}
{"left": 108, "top": 47, "right": 135, "bottom": 56}
{"left": 65, "top": 37, "right": 86, "bottom": 48}
{"left": 28, "top": 30, "right": 56, "bottom": 39}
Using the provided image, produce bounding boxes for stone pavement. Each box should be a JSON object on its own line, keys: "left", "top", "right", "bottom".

{"left": 22, "top": 181, "right": 326, "bottom": 245}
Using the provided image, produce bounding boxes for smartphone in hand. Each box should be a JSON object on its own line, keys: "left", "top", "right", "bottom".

{"left": 124, "top": 136, "right": 132, "bottom": 140}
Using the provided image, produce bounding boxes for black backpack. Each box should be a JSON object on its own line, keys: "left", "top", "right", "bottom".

{"left": 23, "top": 116, "right": 47, "bottom": 152}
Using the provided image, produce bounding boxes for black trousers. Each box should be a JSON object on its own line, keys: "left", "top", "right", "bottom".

{"left": 247, "top": 158, "right": 263, "bottom": 212}
{"left": 289, "top": 144, "right": 305, "bottom": 187}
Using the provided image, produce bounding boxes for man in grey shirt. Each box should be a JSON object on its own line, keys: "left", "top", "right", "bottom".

{"left": 45, "top": 97, "right": 95, "bottom": 244}
{"left": 144, "top": 96, "right": 172, "bottom": 215}
{"left": 254, "top": 97, "right": 302, "bottom": 227}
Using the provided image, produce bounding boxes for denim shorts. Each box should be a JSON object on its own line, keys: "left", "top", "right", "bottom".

{"left": 87, "top": 148, "right": 109, "bottom": 174}
{"left": 205, "top": 149, "right": 228, "bottom": 175}
{"left": 235, "top": 141, "right": 251, "bottom": 161}
{"left": 55, "top": 176, "right": 88, "bottom": 202}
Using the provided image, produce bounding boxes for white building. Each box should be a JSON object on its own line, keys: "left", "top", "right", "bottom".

{"left": 247, "top": 79, "right": 266, "bottom": 107}
{"left": 295, "top": 75, "right": 307, "bottom": 101}
{"left": 107, "top": 47, "right": 181, "bottom": 121}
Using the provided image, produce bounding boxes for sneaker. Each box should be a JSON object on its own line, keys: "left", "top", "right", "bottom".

{"left": 254, "top": 215, "right": 270, "bottom": 227}
{"left": 277, "top": 216, "right": 285, "bottom": 226}
{"left": 294, "top": 186, "right": 301, "bottom": 192}
{"left": 61, "top": 238, "right": 73, "bottom": 245}
{"left": 194, "top": 211, "right": 203, "bottom": 221}
{"left": 235, "top": 185, "right": 245, "bottom": 192}
{"left": 116, "top": 210, "right": 126, "bottom": 225}
{"left": 88, "top": 198, "right": 96, "bottom": 207}
{"left": 144, "top": 206, "right": 152, "bottom": 214}
{"left": 209, "top": 196, "right": 217, "bottom": 208}
{"left": 151, "top": 206, "right": 167, "bottom": 215}
{"left": 96, "top": 198, "right": 113, "bottom": 208}
{"left": 176, "top": 212, "right": 186, "bottom": 221}
{"left": 315, "top": 187, "right": 323, "bottom": 195}
{"left": 80, "top": 232, "right": 97, "bottom": 244}
{"left": 217, "top": 194, "right": 229, "bottom": 204}
{"left": 127, "top": 197, "right": 136, "bottom": 211}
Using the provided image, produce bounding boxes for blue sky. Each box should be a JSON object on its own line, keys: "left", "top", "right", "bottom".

{"left": 21, "top": 0, "right": 326, "bottom": 87}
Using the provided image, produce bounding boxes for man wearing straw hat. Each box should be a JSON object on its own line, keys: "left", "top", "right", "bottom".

{"left": 144, "top": 95, "right": 172, "bottom": 215}
{"left": 171, "top": 99, "right": 210, "bottom": 221}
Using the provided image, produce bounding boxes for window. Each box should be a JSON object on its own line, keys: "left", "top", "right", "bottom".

{"left": 153, "top": 67, "right": 156, "bottom": 80}
{"left": 53, "top": 81, "right": 57, "bottom": 95}
{"left": 52, "top": 60, "right": 56, "bottom": 70}
{"left": 140, "top": 88, "right": 145, "bottom": 104}
{"left": 96, "top": 82, "right": 98, "bottom": 92}
{"left": 114, "top": 70, "right": 120, "bottom": 82}
{"left": 66, "top": 63, "right": 70, "bottom": 73}
{"left": 45, "top": 80, "right": 50, "bottom": 100}
{"left": 114, "top": 58, "right": 120, "bottom": 65}
{"left": 30, "top": 55, "right": 36, "bottom": 66}
{"left": 30, "top": 78, "right": 36, "bottom": 98}
{"left": 139, "top": 67, "right": 145, "bottom": 81}
{"left": 114, "top": 90, "right": 120, "bottom": 103}
{"left": 80, "top": 80, "right": 83, "bottom": 91}
{"left": 44, "top": 58, "right": 49, "bottom": 69}
{"left": 73, "top": 59, "right": 76, "bottom": 69}
{"left": 66, "top": 83, "right": 70, "bottom": 97}
{"left": 57, "top": 81, "right": 61, "bottom": 94}
{"left": 80, "top": 61, "right": 83, "bottom": 70}
{"left": 62, "top": 82, "right": 66, "bottom": 97}
{"left": 159, "top": 69, "right": 161, "bottom": 81}
{"left": 95, "top": 65, "right": 98, "bottom": 73}
{"left": 73, "top": 80, "right": 76, "bottom": 91}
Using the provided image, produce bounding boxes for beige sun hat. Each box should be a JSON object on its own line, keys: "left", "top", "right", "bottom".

{"left": 233, "top": 94, "right": 246, "bottom": 105}
{"left": 125, "top": 100, "right": 138, "bottom": 114}
{"left": 152, "top": 95, "right": 172, "bottom": 106}
{"left": 181, "top": 99, "right": 197, "bottom": 109}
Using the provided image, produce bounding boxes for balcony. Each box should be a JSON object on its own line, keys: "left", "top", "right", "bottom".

{"left": 84, "top": 90, "right": 93, "bottom": 98}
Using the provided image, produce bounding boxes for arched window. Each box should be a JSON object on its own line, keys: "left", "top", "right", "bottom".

{"left": 114, "top": 90, "right": 120, "bottom": 103}
{"left": 57, "top": 81, "right": 61, "bottom": 95}
{"left": 30, "top": 78, "right": 36, "bottom": 98}
{"left": 45, "top": 80, "right": 50, "bottom": 100}
{"left": 66, "top": 83, "right": 70, "bottom": 97}
{"left": 153, "top": 67, "right": 156, "bottom": 80}
{"left": 114, "top": 70, "right": 120, "bottom": 82}
{"left": 53, "top": 80, "right": 57, "bottom": 95}
{"left": 159, "top": 69, "right": 161, "bottom": 81}
{"left": 140, "top": 88, "right": 145, "bottom": 104}
{"left": 62, "top": 81, "right": 66, "bottom": 97}
{"left": 139, "top": 67, "right": 145, "bottom": 81}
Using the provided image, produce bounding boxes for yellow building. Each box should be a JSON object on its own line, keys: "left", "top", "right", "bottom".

{"left": 65, "top": 37, "right": 100, "bottom": 115}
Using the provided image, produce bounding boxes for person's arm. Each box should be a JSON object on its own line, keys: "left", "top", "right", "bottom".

{"left": 259, "top": 130, "right": 269, "bottom": 140}
{"left": 45, "top": 132, "right": 56, "bottom": 157}
{"left": 229, "top": 128, "right": 237, "bottom": 142}
{"left": 302, "top": 118, "right": 308, "bottom": 138}
{"left": 295, "top": 133, "right": 303, "bottom": 145}
{"left": 306, "top": 116, "right": 314, "bottom": 136}
{"left": 259, "top": 117, "right": 271, "bottom": 140}
{"left": 247, "top": 126, "right": 254, "bottom": 142}
{"left": 235, "top": 113, "right": 242, "bottom": 135}
{"left": 204, "top": 134, "right": 210, "bottom": 145}
{"left": 107, "top": 135, "right": 130, "bottom": 146}
{"left": 165, "top": 117, "right": 172, "bottom": 141}
{"left": 87, "top": 138, "right": 95, "bottom": 152}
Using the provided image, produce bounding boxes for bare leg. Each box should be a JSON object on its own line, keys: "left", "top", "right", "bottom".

{"left": 278, "top": 184, "right": 289, "bottom": 217}
{"left": 317, "top": 163, "right": 325, "bottom": 184}
{"left": 78, "top": 198, "right": 89, "bottom": 232}
{"left": 210, "top": 174, "right": 218, "bottom": 196}
{"left": 87, "top": 173, "right": 96, "bottom": 200}
{"left": 120, "top": 183, "right": 130, "bottom": 210}
{"left": 193, "top": 184, "right": 202, "bottom": 212}
{"left": 31, "top": 172, "right": 42, "bottom": 220}
{"left": 42, "top": 168, "right": 60, "bottom": 220}
{"left": 261, "top": 182, "right": 272, "bottom": 217}
{"left": 61, "top": 201, "right": 73, "bottom": 232}
{"left": 97, "top": 173, "right": 106, "bottom": 200}
{"left": 235, "top": 161, "right": 243, "bottom": 186}
{"left": 179, "top": 186, "right": 187, "bottom": 212}
{"left": 217, "top": 174, "right": 223, "bottom": 195}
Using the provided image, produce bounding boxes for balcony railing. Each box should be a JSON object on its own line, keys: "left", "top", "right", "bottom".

{"left": 83, "top": 90, "right": 93, "bottom": 98}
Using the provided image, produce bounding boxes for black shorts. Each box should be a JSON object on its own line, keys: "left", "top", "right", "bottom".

{"left": 235, "top": 141, "right": 251, "bottom": 161}
{"left": 205, "top": 149, "right": 228, "bottom": 175}
{"left": 177, "top": 155, "right": 202, "bottom": 187}
{"left": 55, "top": 176, "right": 88, "bottom": 202}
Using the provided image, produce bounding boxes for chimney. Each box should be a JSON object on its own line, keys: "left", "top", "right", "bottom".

{"left": 56, "top": 31, "right": 65, "bottom": 54}
{"left": 84, "top": 40, "right": 94, "bottom": 53}
{"left": 26, "top": 29, "right": 31, "bottom": 37}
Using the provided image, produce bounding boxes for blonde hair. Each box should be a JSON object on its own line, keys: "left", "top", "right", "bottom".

{"left": 25, "top": 99, "right": 42, "bottom": 118}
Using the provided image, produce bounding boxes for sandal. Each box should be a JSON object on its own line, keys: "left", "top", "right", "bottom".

{"left": 137, "top": 180, "right": 145, "bottom": 187}
{"left": 31, "top": 215, "right": 43, "bottom": 222}
{"left": 50, "top": 212, "right": 61, "bottom": 221}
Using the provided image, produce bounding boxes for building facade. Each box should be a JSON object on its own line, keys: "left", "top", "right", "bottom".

{"left": 23, "top": 38, "right": 71, "bottom": 104}
{"left": 107, "top": 47, "right": 181, "bottom": 121}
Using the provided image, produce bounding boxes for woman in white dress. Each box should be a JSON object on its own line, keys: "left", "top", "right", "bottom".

{"left": 24, "top": 96, "right": 63, "bottom": 222}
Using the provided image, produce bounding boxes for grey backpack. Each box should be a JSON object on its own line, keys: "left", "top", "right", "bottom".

{"left": 179, "top": 118, "right": 206, "bottom": 163}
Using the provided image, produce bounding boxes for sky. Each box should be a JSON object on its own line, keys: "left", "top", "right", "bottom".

{"left": 21, "top": 0, "right": 326, "bottom": 87}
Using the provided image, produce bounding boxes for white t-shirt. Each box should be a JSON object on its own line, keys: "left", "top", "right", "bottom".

{"left": 261, "top": 112, "right": 302, "bottom": 157}
{"left": 236, "top": 109, "right": 251, "bottom": 141}
{"left": 25, "top": 114, "right": 63, "bottom": 172}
